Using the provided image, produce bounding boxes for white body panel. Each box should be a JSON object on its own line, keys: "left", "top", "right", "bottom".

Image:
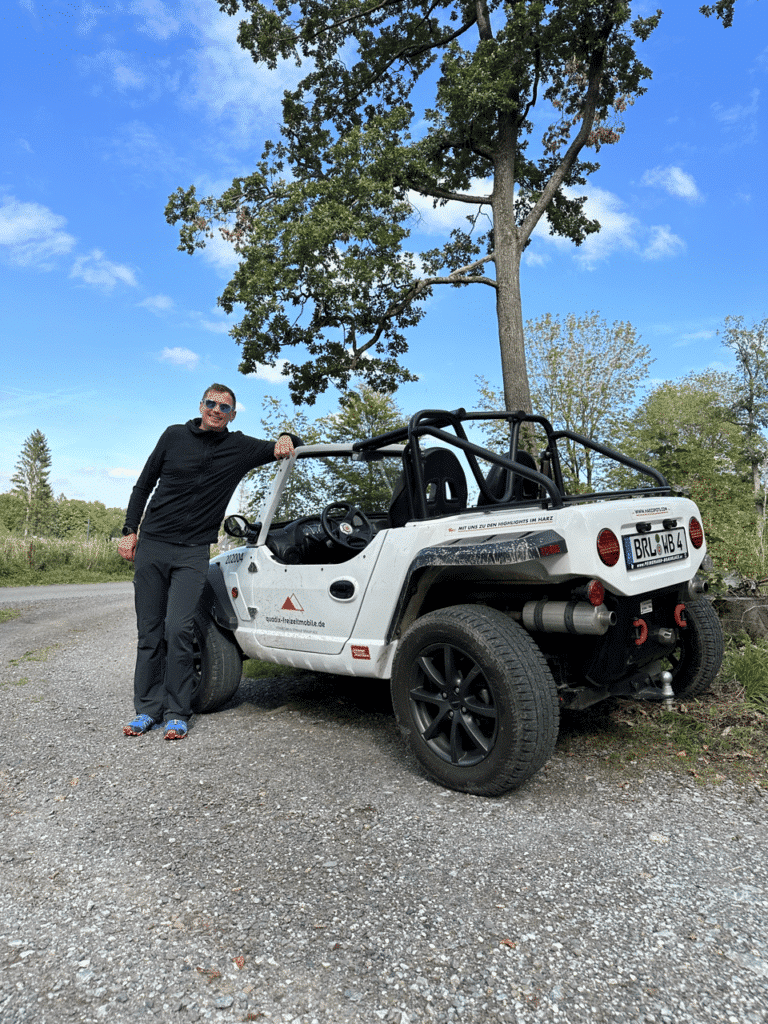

{"left": 212, "top": 442, "right": 707, "bottom": 681}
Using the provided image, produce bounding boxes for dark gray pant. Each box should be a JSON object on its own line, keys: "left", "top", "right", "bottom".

{"left": 132, "top": 537, "right": 209, "bottom": 724}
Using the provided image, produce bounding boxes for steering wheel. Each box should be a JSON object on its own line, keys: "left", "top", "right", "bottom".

{"left": 320, "top": 502, "right": 375, "bottom": 552}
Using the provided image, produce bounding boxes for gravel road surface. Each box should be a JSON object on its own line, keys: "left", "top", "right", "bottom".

{"left": 1, "top": 584, "right": 767, "bottom": 1024}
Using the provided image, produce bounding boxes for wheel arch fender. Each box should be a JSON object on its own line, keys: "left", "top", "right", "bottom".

{"left": 197, "top": 561, "right": 239, "bottom": 633}
{"left": 386, "top": 530, "right": 568, "bottom": 642}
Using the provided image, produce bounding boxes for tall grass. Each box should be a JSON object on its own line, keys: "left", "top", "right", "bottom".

{"left": 721, "top": 632, "right": 768, "bottom": 709}
{"left": 0, "top": 534, "right": 135, "bottom": 586}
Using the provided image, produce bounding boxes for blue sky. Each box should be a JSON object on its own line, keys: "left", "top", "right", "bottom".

{"left": 1, "top": 0, "right": 766, "bottom": 512}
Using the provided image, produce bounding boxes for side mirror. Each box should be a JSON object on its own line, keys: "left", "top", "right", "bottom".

{"left": 225, "top": 516, "right": 252, "bottom": 540}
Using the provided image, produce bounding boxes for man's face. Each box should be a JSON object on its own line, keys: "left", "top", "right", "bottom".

{"left": 199, "top": 389, "right": 236, "bottom": 432}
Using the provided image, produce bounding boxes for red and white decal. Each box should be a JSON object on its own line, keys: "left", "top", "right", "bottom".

{"left": 281, "top": 594, "right": 304, "bottom": 612}
{"left": 351, "top": 645, "right": 371, "bottom": 660}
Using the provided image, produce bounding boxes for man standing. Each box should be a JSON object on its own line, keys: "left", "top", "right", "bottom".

{"left": 118, "top": 384, "right": 301, "bottom": 740}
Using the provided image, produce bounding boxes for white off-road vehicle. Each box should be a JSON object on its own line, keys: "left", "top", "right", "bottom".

{"left": 192, "top": 408, "right": 723, "bottom": 796}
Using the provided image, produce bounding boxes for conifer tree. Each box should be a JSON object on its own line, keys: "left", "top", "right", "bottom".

{"left": 11, "top": 430, "right": 54, "bottom": 536}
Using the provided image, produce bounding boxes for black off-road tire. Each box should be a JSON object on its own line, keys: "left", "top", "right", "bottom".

{"left": 191, "top": 615, "right": 243, "bottom": 713}
{"left": 668, "top": 597, "right": 724, "bottom": 698}
{"left": 390, "top": 605, "right": 559, "bottom": 796}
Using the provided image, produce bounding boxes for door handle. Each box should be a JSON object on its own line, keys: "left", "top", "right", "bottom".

{"left": 330, "top": 579, "right": 356, "bottom": 600}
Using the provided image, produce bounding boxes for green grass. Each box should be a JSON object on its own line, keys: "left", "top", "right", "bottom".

{"left": 721, "top": 631, "right": 768, "bottom": 709}
{"left": 0, "top": 535, "right": 224, "bottom": 587}
{"left": 0, "top": 534, "right": 135, "bottom": 586}
{"left": 9, "top": 645, "right": 56, "bottom": 667}
{"left": 0, "top": 608, "right": 21, "bottom": 623}
{"left": 242, "top": 657, "right": 306, "bottom": 680}
{"left": 558, "top": 647, "right": 768, "bottom": 788}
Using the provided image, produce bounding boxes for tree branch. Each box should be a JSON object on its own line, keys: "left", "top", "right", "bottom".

{"left": 349, "top": 252, "right": 496, "bottom": 362}
{"left": 305, "top": 0, "right": 400, "bottom": 43}
{"left": 518, "top": 21, "right": 613, "bottom": 245}
{"left": 342, "top": 10, "right": 479, "bottom": 106}
{"left": 407, "top": 181, "right": 491, "bottom": 207}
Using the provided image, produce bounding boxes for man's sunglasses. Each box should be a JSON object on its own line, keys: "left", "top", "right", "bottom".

{"left": 203, "top": 399, "right": 234, "bottom": 414}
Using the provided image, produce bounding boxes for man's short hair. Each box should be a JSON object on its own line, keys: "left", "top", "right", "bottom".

{"left": 203, "top": 383, "right": 236, "bottom": 409}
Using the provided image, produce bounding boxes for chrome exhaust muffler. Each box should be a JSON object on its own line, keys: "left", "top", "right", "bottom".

{"left": 522, "top": 599, "right": 617, "bottom": 636}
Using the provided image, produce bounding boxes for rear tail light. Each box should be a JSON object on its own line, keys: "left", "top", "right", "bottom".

{"left": 586, "top": 579, "right": 605, "bottom": 606}
{"left": 689, "top": 517, "right": 704, "bottom": 549}
{"left": 597, "top": 529, "right": 620, "bottom": 567}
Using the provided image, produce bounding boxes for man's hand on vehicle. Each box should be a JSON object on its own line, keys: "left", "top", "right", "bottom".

{"left": 274, "top": 434, "right": 295, "bottom": 460}
{"left": 118, "top": 533, "right": 137, "bottom": 562}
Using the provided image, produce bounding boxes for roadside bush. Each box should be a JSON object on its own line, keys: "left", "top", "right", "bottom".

{"left": 0, "top": 534, "right": 134, "bottom": 586}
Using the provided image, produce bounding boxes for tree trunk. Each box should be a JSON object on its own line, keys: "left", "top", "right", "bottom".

{"left": 493, "top": 116, "right": 532, "bottom": 415}
{"left": 496, "top": 247, "right": 531, "bottom": 414}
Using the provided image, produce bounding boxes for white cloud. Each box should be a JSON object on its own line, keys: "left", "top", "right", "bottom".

{"left": 193, "top": 304, "right": 235, "bottom": 334}
{"left": 159, "top": 346, "right": 200, "bottom": 370}
{"left": 641, "top": 166, "right": 703, "bottom": 202}
{"left": 711, "top": 88, "right": 760, "bottom": 143}
{"left": 131, "top": 0, "right": 180, "bottom": 41}
{"left": 76, "top": 3, "right": 103, "bottom": 34}
{"left": 73, "top": 1, "right": 302, "bottom": 144}
{"left": 407, "top": 179, "right": 492, "bottom": 235}
{"left": 139, "top": 294, "right": 175, "bottom": 312}
{"left": 79, "top": 50, "right": 149, "bottom": 93}
{"left": 712, "top": 87, "right": 760, "bottom": 124}
{"left": 408, "top": 180, "right": 686, "bottom": 270}
{"left": 70, "top": 249, "right": 138, "bottom": 289}
{"left": 199, "top": 319, "right": 230, "bottom": 334}
{"left": 0, "top": 196, "right": 76, "bottom": 267}
{"left": 181, "top": 0, "right": 306, "bottom": 141}
{"left": 642, "top": 225, "right": 686, "bottom": 261}
{"left": 200, "top": 230, "right": 240, "bottom": 272}
{"left": 533, "top": 185, "right": 685, "bottom": 269}
{"left": 110, "top": 121, "right": 178, "bottom": 170}
{"left": 108, "top": 467, "right": 139, "bottom": 479}
{"left": 248, "top": 361, "right": 289, "bottom": 384}
{"left": 681, "top": 330, "right": 716, "bottom": 342}
{"left": 649, "top": 321, "right": 720, "bottom": 348}
{"left": 114, "top": 63, "right": 147, "bottom": 91}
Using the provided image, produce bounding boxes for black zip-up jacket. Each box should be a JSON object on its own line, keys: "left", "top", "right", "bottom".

{"left": 123, "top": 419, "right": 303, "bottom": 546}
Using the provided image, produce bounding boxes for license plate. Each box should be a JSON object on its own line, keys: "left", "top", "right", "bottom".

{"left": 623, "top": 528, "right": 688, "bottom": 571}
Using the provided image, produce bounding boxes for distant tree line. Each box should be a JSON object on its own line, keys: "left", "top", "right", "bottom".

{"left": 478, "top": 313, "right": 768, "bottom": 579}
{"left": 244, "top": 311, "right": 768, "bottom": 579}
{"left": 6, "top": 309, "right": 766, "bottom": 580}
{"left": 242, "top": 387, "right": 408, "bottom": 521}
{"left": 2, "top": 430, "right": 124, "bottom": 539}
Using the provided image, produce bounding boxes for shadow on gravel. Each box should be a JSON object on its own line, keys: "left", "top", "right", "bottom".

{"left": 558, "top": 700, "right": 618, "bottom": 740}
{"left": 222, "top": 670, "right": 396, "bottom": 724}
{"left": 221, "top": 669, "right": 616, "bottom": 750}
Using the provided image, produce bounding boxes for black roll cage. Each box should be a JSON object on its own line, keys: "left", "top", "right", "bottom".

{"left": 353, "top": 408, "right": 670, "bottom": 521}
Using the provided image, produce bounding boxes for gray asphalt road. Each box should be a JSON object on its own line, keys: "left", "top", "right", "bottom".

{"left": 1, "top": 587, "right": 767, "bottom": 1024}
{"left": 0, "top": 582, "right": 134, "bottom": 606}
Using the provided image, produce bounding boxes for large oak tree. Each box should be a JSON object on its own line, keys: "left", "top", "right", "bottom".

{"left": 166, "top": 2, "right": 735, "bottom": 410}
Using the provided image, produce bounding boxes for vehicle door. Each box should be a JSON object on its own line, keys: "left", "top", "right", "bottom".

{"left": 248, "top": 530, "right": 388, "bottom": 654}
